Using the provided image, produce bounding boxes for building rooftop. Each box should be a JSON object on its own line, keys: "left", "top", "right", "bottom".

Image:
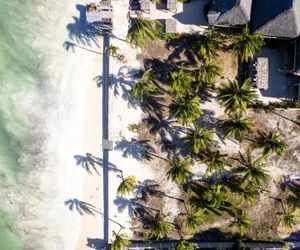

{"left": 207, "top": 0, "right": 253, "bottom": 26}
{"left": 252, "top": 0, "right": 300, "bottom": 39}
{"left": 86, "top": 1, "right": 113, "bottom": 24}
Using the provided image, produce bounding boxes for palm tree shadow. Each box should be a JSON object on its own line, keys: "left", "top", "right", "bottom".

{"left": 65, "top": 4, "right": 101, "bottom": 48}
{"left": 113, "top": 196, "right": 137, "bottom": 216}
{"left": 74, "top": 153, "right": 119, "bottom": 174}
{"left": 165, "top": 34, "right": 201, "bottom": 67}
{"left": 136, "top": 179, "right": 161, "bottom": 202}
{"left": 142, "top": 114, "right": 186, "bottom": 155}
{"left": 65, "top": 198, "right": 96, "bottom": 216}
{"left": 114, "top": 137, "right": 156, "bottom": 161}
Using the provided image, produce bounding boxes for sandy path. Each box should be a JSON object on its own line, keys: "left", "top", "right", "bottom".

{"left": 76, "top": 49, "right": 104, "bottom": 249}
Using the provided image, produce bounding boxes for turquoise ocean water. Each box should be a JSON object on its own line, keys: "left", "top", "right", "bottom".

{"left": 0, "top": 0, "right": 38, "bottom": 249}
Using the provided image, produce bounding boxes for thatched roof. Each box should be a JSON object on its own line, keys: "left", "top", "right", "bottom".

{"left": 252, "top": 0, "right": 300, "bottom": 39}
{"left": 207, "top": 0, "right": 253, "bottom": 26}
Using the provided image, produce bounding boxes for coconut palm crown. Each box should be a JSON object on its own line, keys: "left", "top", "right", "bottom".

{"left": 111, "top": 231, "right": 131, "bottom": 250}
{"left": 232, "top": 150, "right": 269, "bottom": 186}
{"left": 170, "top": 96, "right": 203, "bottom": 126}
{"left": 231, "top": 26, "right": 264, "bottom": 63}
{"left": 170, "top": 68, "right": 195, "bottom": 97}
{"left": 220, "top": 115, "right": 253, "bottom": 141}
{"left": 167, "top": 157, "right": 192, "bottom": 185}
{"left": 183, "top": 127, "right": 214, "bottom": 155}
{"left": 126, "top": 14, "right": 161, "bottom": 48}
{"left": 130, "top": 69, "right": 158, "bottom": 101}
{"left": 217, "top": 78, "right": 257, "bottom": 115}
{"left": 117, "top": 175, "right": 138, "bottom": 196}
{"left": 198, "top": 60, "right": 222, "bottom": 85}
{"left": 148, "top": 213, "right": 174, "bottom": 239}
{"left": 253, "top": 131, "right": 287, "bottom": 157}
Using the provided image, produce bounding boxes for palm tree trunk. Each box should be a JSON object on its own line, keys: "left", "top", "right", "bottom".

{"left": 272, "top": 111, "right": 300, "bottom": 126}
{"left": 148, "top": 152, "right": 168, "bottom": 161}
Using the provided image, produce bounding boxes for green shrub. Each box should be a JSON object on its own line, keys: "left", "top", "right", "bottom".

{"left": 127, "top": 123, "right": 140, "bottom": 132}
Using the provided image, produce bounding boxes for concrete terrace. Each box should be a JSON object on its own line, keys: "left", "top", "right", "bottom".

{"left": 137, "top": 0, "right": 209, "bottom": 33}
{"left": 255, "top": 48, "right": 294, "bottom": 102}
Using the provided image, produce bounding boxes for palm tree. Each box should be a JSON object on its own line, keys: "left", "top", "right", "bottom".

{"left": 183, "top": 127, "right": 214, "bottom": 155}
{"left": 202, "top": 150, "right": 228, "bottom": 175}
{"left": 237, "top": 185, "right": 258, "bottom": 205}
{"left": 172, "top": 240, "right": 195, "bottom": 250}
{"left": 198, "top": 60, "right": 222, "bottom": 85}
{"left": 170, "top": 68, "right": 195, "bottom": 97}
{"left": 107, "top": 45, "right": 119, "bottom": 57}
{"left": 280, "top": 210, "right": 299, "bottom": 230}
{"left": 230, "top": 26, "right": 264, "bottom": 63}
{"left": 126, "top": 14, "right": 161, "bottom": 48}
{"left": 117, "top": 176, "right": 137, "bottom": 196}
{"left": 217, "top": 78, "right": 257, "bottom": 115}
{"left": 148, "top": 213, "right": 174, "bottom": 239}
{"left": 204, "top": 184, "right": 231, "bottom": 209}
{"left": 253, "top": 131, "right": 287, "bottom": 157}
{"left": 130, "top": 69, "right": 158, "bottom": 101}
{"left": 198, "top": 31, "right": 223, "bottom": 60}
{"left": 232, "top": 151, "right": 269, "bottom": 187}
{"left": 231, "top": 209, "right": 252, "bottom": 236}
{"left": 220, "top": 115, "right": 253, "bottom": 141}
{"left": 167, "top": 157, "right": 192, "bottom": 185}
{"left": 181, "top": 206, "right": 203, "bottom": 234}
{"left": 170, "top": 96, "right": 203, "bottom": 126}
{"left": 111, "top": 231, "right": 131, "bottom": 250}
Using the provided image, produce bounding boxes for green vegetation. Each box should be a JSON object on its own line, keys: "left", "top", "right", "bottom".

{"left": 111, "top": 231, "right": 131, "bottom": 250}
{"left": 126, "top": 14, "right": 161, "bottom": 48}
{"left": 231, "top": 26, "right": 264, "bottom": 63}
{"left": 118, "top": 24, "right": 295, "bottom": 244}
{"left": 217, "top": 78, "right": 257, "bottom": 115}
{"left": 117, "top": 176, "right": 137, "bottom": 196}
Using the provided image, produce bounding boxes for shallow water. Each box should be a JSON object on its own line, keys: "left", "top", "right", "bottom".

{"left": 0, "top": 0, "right": 96, "bottom": 248}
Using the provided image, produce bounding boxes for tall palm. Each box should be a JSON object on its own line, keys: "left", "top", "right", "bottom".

{"left": 172, "top": 240, "right": 195, "bottom": 250}
{"left": 198, "top": 60, "right": 222, "bottom": 85}
{"left": 148, "top": 213, "right": 174, "bottom": 239}
{"left": 237, "top": 185, "right": 258, "bottom": 205}
{"left": 204, "top": 184, "right": 231, "bottom": 209}
{"left": 170, "top": 68, "right": 195, "bottom": 97}
{"left": 198, "top": 31, "right": 222, "bottom": 60}
{"left": 231, "top": 209, "right": 252, "bottom": 236}
{"left": 217, "top": 78, "right": 257, "bottom": 115}
{"left": 220, "top": 115, "right": 252, "bottom": 141}
{"left": 107, "top": 45, "right": 119, "bottom": 57}
{"left": 280, "top": 210, "right": 299, "bottom": 230}
{"left": 253, "top": 131, "right": 287, "bottom": 157}
{"left": 183, "top": 127, "right": 214, "bottom": 155}
{"left": 117, "top": 176, "right": 137, "bottom": 196}
{"left": 202, "top": 150, "right": 227, "bottom": 175}
{"left": 111, "top": 231, "right": 131, "bottom": 250}
{"left": 232, "top": 151, "right": 269, "bottom": 187}
{"left": 126, "top": 14, "right": 161, "bottom": 48}
{"left": 231, "top": 26, "right": 264, "bottom": 63}
{"left": 170, "top": 96, "right": 203, "bottom": 126}
{"left": 167, "top": 157, "right": 192, "bottom": 185}
{"left": 130, "top": 69, "right": 158, "bottom": 101}
{"left": 182, "top": 206, "right": 203, "bottom": 234}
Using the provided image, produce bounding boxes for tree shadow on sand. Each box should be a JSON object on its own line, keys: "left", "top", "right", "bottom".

{"left": 114, "top": 137, "right": 156, "bottom": 161}
{"left": 65, "top": 4, "right": 101, "bottom": 48}
{"left": 74, "top": 153, "right": 119, "bottom": 175}
{"left": 65, "top": 198, "right": 97, "bottom": 216}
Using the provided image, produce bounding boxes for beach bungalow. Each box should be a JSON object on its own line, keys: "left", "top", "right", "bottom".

{"left": 206, "top": 0, "right": 300, "bottom": 100}
{"left": 86, "top": 1, "right": 113, "bottom": 27}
